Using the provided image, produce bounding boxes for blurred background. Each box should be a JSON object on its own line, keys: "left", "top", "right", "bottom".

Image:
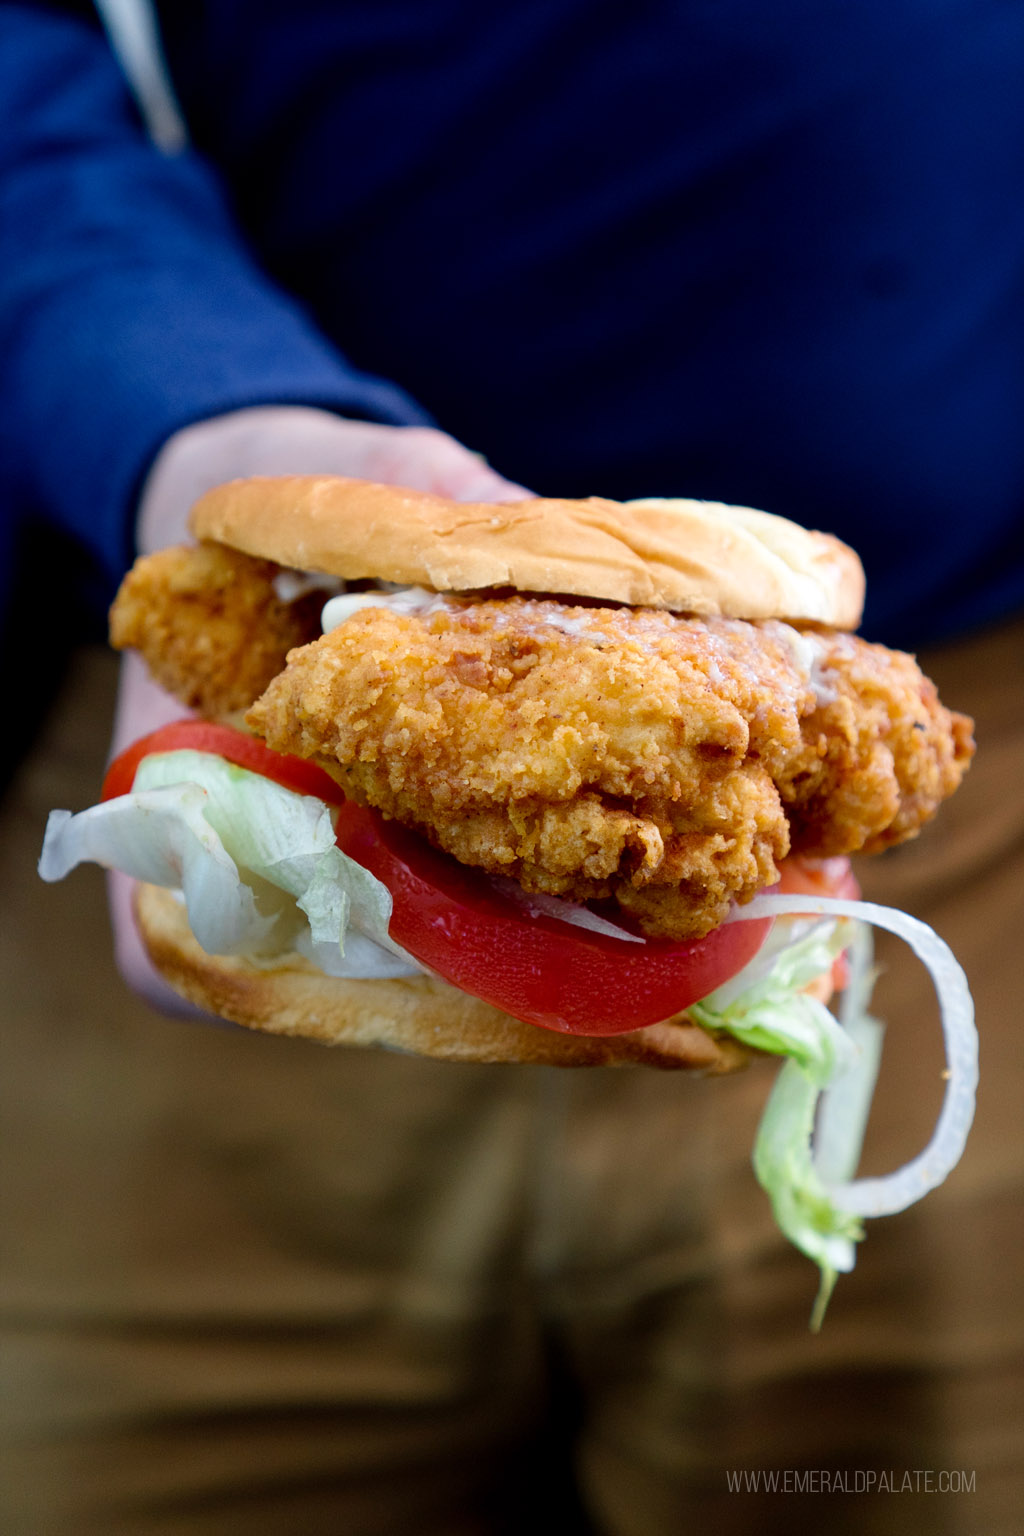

{"left": 1, "top": 2, "right": 1022, "bottom": 1532}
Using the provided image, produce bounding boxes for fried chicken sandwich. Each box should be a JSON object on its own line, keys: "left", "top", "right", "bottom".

{"left": 39, "top": 477, "right": 979, "bottom": 1312}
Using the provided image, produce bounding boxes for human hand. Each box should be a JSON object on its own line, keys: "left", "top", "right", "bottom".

{"left": 111, "top": 407, "right": 529, "bottom": 1014}
{"left": 135, "top": 405, "right": 527, "bottom": 551}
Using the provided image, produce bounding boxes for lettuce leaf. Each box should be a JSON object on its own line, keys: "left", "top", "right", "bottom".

{"left": 39, "top": 750, "right": 422, "bottom": 979}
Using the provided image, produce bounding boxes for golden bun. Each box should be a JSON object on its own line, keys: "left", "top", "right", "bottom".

{"left": 134, "top": 883, "right": 749, "bottom": 1073}
{"left": 190, "top": 476, "right": 865, "bottom": 628}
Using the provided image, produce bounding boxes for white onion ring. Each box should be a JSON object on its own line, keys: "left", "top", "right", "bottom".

{"left": 485, "top": 875, "right": 646, "bottom": 943}
{"left": 728, "top": 894, "right": 978, "bottom": 1218}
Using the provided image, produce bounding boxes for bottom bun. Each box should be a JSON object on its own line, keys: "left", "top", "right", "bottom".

{"left": 135, "top": 883, "right": 750, "bottom": 1072}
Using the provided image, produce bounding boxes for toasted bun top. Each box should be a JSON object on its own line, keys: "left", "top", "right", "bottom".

{"left": 135, "top": 883, "right": 749, "bottom": 1073}
{"left": 190, "top": 476, "right": 865, "bottom": 628}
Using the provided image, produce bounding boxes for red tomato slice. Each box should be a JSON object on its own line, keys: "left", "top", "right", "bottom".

{"left": 775, "top": 855, "right": 860, "bottom": 903}
{"left": 333, "top": 801, "right": 771, "bottom": 1036}
{"left": 101, "top": 720, "right": 349, "bottom": 805}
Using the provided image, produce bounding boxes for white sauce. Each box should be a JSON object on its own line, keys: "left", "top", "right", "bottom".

{"left": 321, "top": 586, "right": 451, "bottom": 632}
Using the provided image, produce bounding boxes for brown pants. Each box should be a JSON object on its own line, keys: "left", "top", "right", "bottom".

{"left": 2, "top": 623, "right": 1022, "bottom": 1536}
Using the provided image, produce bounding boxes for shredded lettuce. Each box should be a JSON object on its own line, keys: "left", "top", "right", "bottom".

{"left": 814, "top": 924, "right": 885, "bottom": 1187}
{"left": 691, "top": 918, "right": 856, "bottom": 1079}
{"left": 39, "top": 750, "right": 422, "bottom": 979}
{"left": 690, "top": 918, "right": 869, "bottom": 1324}
{"left": 695, "top": 894, "right": 977, "bottom": 1328}
{"left": 753, "top": 1060, "right": 865, "bottom": 1328}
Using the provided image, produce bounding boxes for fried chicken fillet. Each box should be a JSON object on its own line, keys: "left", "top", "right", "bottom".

{"left": 248, "top": 598, "right": 973, "bottom": 938}
{"left": 109, "top": 542, "right": 324, "bottom": 717}
{"left": 111, "top": 542, "right": 973, "bottom": 943}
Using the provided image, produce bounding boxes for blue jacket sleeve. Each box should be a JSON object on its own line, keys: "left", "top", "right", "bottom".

{"left": 0, "top": 3, "right": 432, "bottom": 588}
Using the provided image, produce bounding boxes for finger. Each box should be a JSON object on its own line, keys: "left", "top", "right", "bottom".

{"left": 357, "top": 425, "right": 530, "bottom": 502}
{"left": 108, "top": 870, "right": 211, "bottom": 1021}
{"left": 110, "top": 652, "right": 189, "bottom": 760}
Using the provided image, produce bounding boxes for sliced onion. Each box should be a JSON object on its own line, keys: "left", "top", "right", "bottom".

{"left": 728, "top": 893, "right": 977, "bottom": 1218}
{"left": 485, "top": 875, "right": 647, "bottom": 943}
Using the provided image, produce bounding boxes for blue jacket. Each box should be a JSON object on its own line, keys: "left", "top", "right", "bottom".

{"left": 2, "top": 0, "right": 1022, "bottom": 643}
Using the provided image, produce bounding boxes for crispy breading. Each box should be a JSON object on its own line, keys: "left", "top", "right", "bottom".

{"left": 247, "top": 598, "right": 973, "bottom": 940}
{"left": 780, "top": 630, "right": 977, "bottom": 855}
{"left": 109, "top": 543, "right": 324, "bottom": 717}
